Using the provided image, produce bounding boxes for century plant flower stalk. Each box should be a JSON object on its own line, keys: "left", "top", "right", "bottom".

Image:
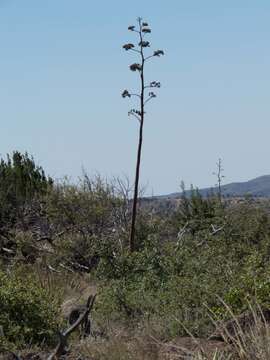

{"left": 122, "top": 17, "right": 164, "bottom": 252}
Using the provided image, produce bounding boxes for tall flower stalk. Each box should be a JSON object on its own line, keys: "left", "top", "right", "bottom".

{"left": 122, "top": 17, "right": 164, "bottom": 252}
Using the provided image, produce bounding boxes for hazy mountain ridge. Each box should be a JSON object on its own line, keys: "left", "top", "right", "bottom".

{"left": 165, "top": 175, "right": 270, "bottom": 199}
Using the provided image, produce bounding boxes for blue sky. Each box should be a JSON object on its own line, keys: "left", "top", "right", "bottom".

{"left": 1, "top": 0, "right": 270, "bottom": 194}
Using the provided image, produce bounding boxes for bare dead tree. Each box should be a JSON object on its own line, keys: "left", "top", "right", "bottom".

{"left": 122, "top": 17, "right": 164, "bottom": 252}
{"left": 47, "top": 294, "right": 96, "bottom": 360}
{"left": 213, "top": 158, "right": 225, "bottom": 203}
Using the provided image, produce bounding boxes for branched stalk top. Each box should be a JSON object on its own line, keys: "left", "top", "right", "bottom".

{"left": 121, "top": 17, "right": 164, "bottom": 122}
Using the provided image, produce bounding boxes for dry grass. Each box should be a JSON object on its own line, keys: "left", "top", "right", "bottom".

{"left": 212, "top": 302, "right": 270, "bottom": 360}
{"left": 57, "top": 295, "right": 270, "bottom": 360}
{"left": 71, "top": 336, "right": 234, "bottom": 360}
{"left": 76, "top": 334, "right": 161, "bottom": 360}
{"left": 67, "top": 323, "right": 233, "bottom": 360}
{"left": 4, "top": 304, "right": 270, "bottom": 360}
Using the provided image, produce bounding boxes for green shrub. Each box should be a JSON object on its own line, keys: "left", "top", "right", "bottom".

{"left": 95, "top": 198, "right": 270, "bottom": 339}
{"left": 0, "top": 151, "right": 53, "bottom": 227}
{"left": 221, "top": 252, "right": 270, "bottom": 313}
{"left": 0, "top": 270, "right": 60, "bottom": 348}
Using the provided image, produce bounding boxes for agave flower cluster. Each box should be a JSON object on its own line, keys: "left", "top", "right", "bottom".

{"left": 128, "top": 109, "right": 142, "bottom": 116}
{"left": 129, "top": 63, "right": 142, "bottom": 72}
{"left": 121, "top": 90, "right": 131, "bottom": 98}
{"left": 153, "top": 50, "right": 164, "bottom": 57}
{"left": 150, "top": 81, "right": 161, "bottom": 88}
{"left": 121, "top": 18, "right": 164, "bottom": 119}
{"left": 138, "top": 41, "right": 150, "bottom": 48}
{"left": 123, "top": 43, "right": 134, "bottom": 51}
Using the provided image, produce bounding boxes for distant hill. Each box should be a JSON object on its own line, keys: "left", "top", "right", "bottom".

{"left": 165, "top": 175, "right": 270, "bottom": 199}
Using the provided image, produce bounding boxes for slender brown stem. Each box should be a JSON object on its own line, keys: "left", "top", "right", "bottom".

{"left": 129, "top": 18, "right": 145, "bottom": 252}
{"left": 126, "top": 18, "right": 163, "bottom": 251}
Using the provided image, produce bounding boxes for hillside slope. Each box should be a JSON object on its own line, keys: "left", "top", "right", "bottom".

{"left": 166, "top": 175, "right": 270, "bottom": 198}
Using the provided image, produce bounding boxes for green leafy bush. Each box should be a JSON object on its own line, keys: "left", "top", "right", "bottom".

{"left": 0, "top": 270, "right": 60, "bottom": 348}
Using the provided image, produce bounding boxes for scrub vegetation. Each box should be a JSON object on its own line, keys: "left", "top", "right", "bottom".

{"left": 1, "top": 151, "right": 270, "bottom": 359}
